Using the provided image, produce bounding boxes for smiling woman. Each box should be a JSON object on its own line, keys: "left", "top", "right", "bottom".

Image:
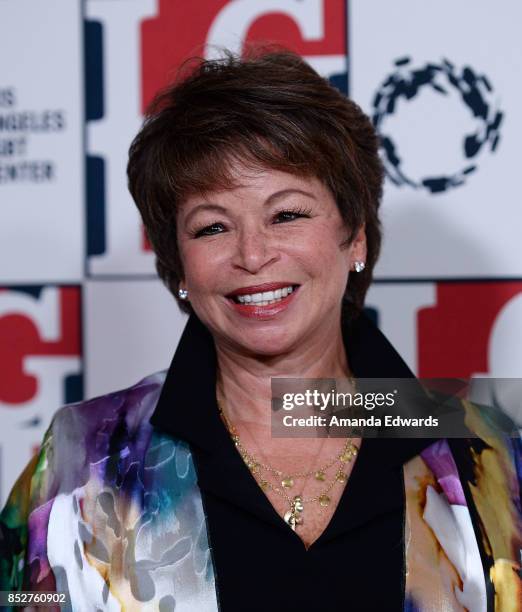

{"left": 1, "top": 49, "right": 521, "bottom": 611}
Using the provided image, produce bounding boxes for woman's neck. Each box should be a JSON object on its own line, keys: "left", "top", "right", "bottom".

{"left": 215, "top": 323, "right": 350, "bottom": 429}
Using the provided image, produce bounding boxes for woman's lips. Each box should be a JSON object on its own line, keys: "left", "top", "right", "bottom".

{"left": 226, "top": 286, "right": 299, "bottom": 319}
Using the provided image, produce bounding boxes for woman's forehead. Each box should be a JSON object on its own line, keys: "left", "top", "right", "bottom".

{"left": 180, "top": 169, "right": 324, "bottom": 208}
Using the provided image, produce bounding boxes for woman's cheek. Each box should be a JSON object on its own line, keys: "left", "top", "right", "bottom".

{"left": 182, "top": 243, "right": 218, "bottom": 281}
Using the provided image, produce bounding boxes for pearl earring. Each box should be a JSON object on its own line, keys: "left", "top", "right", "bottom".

{"left": 178, "top": 288, "right": 188, "bottom": 300}
{"left": 354, "top": 261, "right": 365, "bottom": 273}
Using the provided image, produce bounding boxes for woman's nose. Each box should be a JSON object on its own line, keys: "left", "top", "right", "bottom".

{"left": 232, "top": 226, "right": 279, "bottom": 274}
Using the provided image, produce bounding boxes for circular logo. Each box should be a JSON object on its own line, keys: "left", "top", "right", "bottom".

{"left": 372, "top": 57, "right": 503, "bottom": 193}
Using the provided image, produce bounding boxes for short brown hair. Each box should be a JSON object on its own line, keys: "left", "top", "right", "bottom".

{"left": 127, "top": 49, "right": 383, "bottom": 315}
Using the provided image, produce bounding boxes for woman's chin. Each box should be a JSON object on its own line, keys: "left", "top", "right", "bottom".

{"left": 228, "top": 327, "right": 299, "bottom": 358}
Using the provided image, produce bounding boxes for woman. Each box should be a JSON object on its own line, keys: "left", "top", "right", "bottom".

{"left": 1, "top": 50, "right": 520, "bottom": 611}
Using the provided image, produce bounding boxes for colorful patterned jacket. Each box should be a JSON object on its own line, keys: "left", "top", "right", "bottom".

{"left": 1, "top": 314, "right": 521, "bottom": 611}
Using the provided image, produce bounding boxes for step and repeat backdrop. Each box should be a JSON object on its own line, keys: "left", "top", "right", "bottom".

{"left": 1, "top": 0, "right": 521, "bottom": 504}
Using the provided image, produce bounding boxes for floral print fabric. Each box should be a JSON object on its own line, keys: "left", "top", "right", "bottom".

{"left": 0, "top": 372, "right": 218, "bottom": 611}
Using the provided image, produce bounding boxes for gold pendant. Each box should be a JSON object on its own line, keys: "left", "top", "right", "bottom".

{"left": 284, "top": 495, "right": 304, "bottom": 530}
{"left": 318, "top": 494, "right": 330, "bottom": 507}
{"left": 293, "top": 496, "right": 304, "bottom": 512}
{"left": 283, "top": 509, "right": 298, "bottom": 530}
{"left": 315, "top": 470, "right": 326, "bottom": 481}
{"left": 340, "top": 443, "right": 358, "bottom": 462}
{"left": 282, "top": 477, "right": 294, "bottom": 489}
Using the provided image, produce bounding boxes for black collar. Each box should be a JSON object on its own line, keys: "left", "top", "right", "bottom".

{"left": 149, "top": 310, "right": 438, "bottom": 466}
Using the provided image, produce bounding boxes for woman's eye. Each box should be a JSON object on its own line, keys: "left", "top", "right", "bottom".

{"left": 274, "top": 209, "right": 311, "bottom": 223}
{"left": 194, "top": 223, "right": 225, "bottom": 238}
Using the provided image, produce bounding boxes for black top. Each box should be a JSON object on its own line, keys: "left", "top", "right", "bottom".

{"left": 150, "top": 312, "right": 439, "bottom": 611}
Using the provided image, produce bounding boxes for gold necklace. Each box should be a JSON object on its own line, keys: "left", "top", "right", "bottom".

{"left": 217, "top": 400, "right": 358, "bottom": 530}
{"left": 253, "top": 439, "right": 358, "bottom": 530}
{"left": 219, "top": 408, "right": 348, "bottom": 483}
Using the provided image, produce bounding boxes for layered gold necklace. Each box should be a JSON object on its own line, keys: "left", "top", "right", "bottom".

{"left": 218, "top": 400, "right": 358, "bottom": 530}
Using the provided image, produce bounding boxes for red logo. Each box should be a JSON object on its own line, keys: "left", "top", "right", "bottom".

{"left": 418, "top": 282, "right": 522, "bottom": 377}
{"left": 141, "top": 0, "right": 346, "bottom": 111}
{"left": 0, "top": 287, "right": 81, "bottom": 405}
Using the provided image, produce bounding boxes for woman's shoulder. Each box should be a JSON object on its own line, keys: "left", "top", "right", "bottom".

{"left": 50, "top": 369, "right": 169, "bottom": 448}
{"left": 404, "top": 400, "right": 521, "bottom": 611}
{"left": 41, "top": 370, "right": 177, "bottom": 488}
{"left": 2, "top": 370, "right": 176, "bottom": 517}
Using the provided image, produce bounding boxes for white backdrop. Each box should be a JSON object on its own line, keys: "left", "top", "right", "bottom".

{"left": 0, "top": 0, "right": 84, "bottom": 282}
{"left": 351, "top": 0, "right": 522, "bottom": 278}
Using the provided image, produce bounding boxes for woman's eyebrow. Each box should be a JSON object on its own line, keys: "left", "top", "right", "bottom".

{"left": 265, "top": 188, "right": 316, "bottom": 205}
{"left": 184, "top": 203, "right": 228, "bottom": 226}
{"left": 184, "top": 189, "right": 316, "bottom": 226}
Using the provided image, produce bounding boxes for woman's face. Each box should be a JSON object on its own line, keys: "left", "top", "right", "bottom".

{"left": 176, "top": 166, "right": 366, "bottom": 356}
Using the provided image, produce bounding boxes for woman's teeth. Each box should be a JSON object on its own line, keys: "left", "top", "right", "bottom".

{"left": 234, "top": 285, "right": 295, "bottom": 305}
